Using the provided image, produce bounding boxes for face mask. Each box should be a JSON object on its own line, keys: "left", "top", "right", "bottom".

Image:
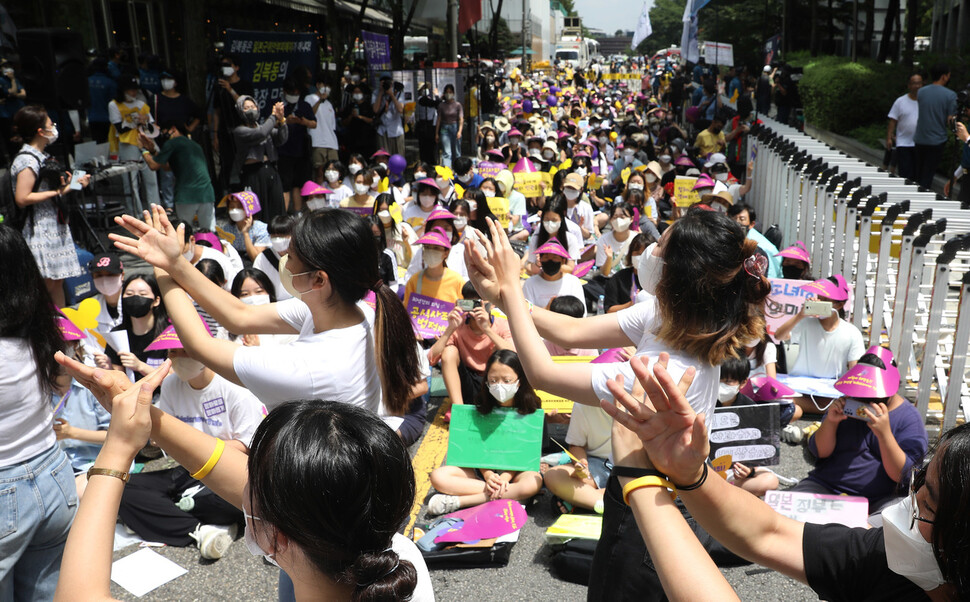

{"left": 543, "top": 220, "right": 561, "bottom": 234}
{"left": 221, "top": 66, "right": 234, "bottom": 77}
{"left": 419, "top": 194, "right": 437, "bottom": 208}
{"left": 124, "top": 93, "right": 137, "bottom": 103}
{"left": 43, "top": 125, "right": 59, "bottom": 143}
{"left": 457, "top": 173, "right": 473, "bottom": 183}
{"left": 541, "top": 259, "right": 562, "bottom": 277}
{"left": 564, "top": 188, "right": 580, "bottom": 201}
{"left": 637, "top": 242, "right": 664, "bottom": 295}
{"left": 161, "top": 79, "right": 176, "bottom": 91}
{"left": 623, "top": 150, "right": 635, "bottom": 158}
{"left": 659, "top": 154, "right": 672, "bottom": 163}
{"left": 575, "top": 167, "right": 587, "bottom": 177}
{"left": 278, "top": 254, "right": 314, "bottom": 300}
{"left": 347, "top": 163, "right": 362, "bottom": 175}
{"left": 351, "top": 75, "right": 360, "bottom": 83}
{"left": 354, "top": 183, "right": 370, "bottom": 195}
{"left": 414, "top": 171, "right": 427, "bottom": 180}
{"left": 454, "top": 217, "right": 468, "bottom": 230}
{"left": 543, "top": 150, "right": 555, "bottom": 160}
{"left": 445, "top": 93, "right": 455, "bottom": 100}
{"left": 324, "top": 170, "right": 340, "bottom": 182}
{"left": 696, "top": 188, "right": 713, "bottom": 197}
{"left": 372, "top": 176, "right": 381, "bottom": 187}
{"left": 122, "top": 295, "right": 154, "bottom": 318}
{"left": 353, "top": 93, "right": 364, "bottom": 102}
{"left": 612, "top": 217, "right": 632, "bottom": 233}
{"left": 488, "top": 382, "right": 519, "bottom": 404}
{"left": 486, "top": 135, "right": 496, "bottom": 143}
{"left": 94, "top": 275, "right": 123, "bottom": 297}
{"left": 318, "top": 85, "right": 330, "bottom": 96}
{"left": 509, "top": 137, "right": 520, "bottom": 146}
{"left": 171, "top": 357, "right": 206, "bottom": 381}
{"left": 378, "top": 210, "right": 392, "bottom": 224}
{"left": 244, "top": 511, "right": 280, "bottom": 568}
{"left": 343, "top": 71, "right": 351, "bottom": 78}
{"left": 530, "top": 149, "right": 542, "bottom": 159}
{"left": 423, "top": 248, "right": 446, "bottom": 267}
{"left": 714, "top": 172, "right": 729, "bottom": 182}
{"left": 244, "top": 108, "right": 259, "bottom": 122}
{"left": 240, "top": 294, "right": 270, "bottom": 306}
{"left": 284, "top": 93, "right": 300, "bottom": 104}
{"left": 306, "top": 198, "right": 327, "bottom": 211}
{"left": 598, "top": 136, "right": 608, "bottom": 145}
{"left": 628, "top": 183, "right": 644, "bottom": 192}
{"left": 467, "top": 200, "right": 478, "bottom": 212}
{"left": 718, "top": 383, "right": 740, "bottom": 403}
{"left": 435, "top": 177, "right": 448, "bottom": 190}
{"left": 228, "top": 208, "right": 247, "bottom": 222}
{"left": 483, "top": 189, "right": 495, "bottom": 198}
{"left": 1, "top": 68, "right": 12, "bottom": 78}
{"left": 270, "top": 236, "right": 290, "bottom": 254}
{"left": 648, "top": 173, "right": 661, "bottom": 183}
{"left": 782, "top": 265, "right": 804, "bottom": 280}
{"left": 882, "top": 496, "right": 945, "bottom": 590}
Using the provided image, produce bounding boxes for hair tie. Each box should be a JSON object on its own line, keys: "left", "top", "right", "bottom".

{"left": 371, "top": 279, "right": 384, "bottom": 292}
{"left": 743, "top": 254, "right": 768, "bottom": 279}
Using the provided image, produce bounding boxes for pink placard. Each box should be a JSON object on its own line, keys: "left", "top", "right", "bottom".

{"left": 406, "top": 293, "right": 454, "bottom": 339}
{"left": 434, "top": 499, "right": 527, "bottom": 543}
{"left": 764, "top": 490, "right": 870, "bottom": 528}
{"left": 764, "top": 279, "right": 813, "bottom": 343}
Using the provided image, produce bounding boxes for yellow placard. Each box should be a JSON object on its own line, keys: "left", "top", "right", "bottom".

{"left": 552, "top": 355, "right": 598, "bottom": 363}
{"left": 586, "top": 174, "right": 604, "bottom": 190}
{"left": 538, "top": 389, "right": 574, "bottom": 414}
{"left": 487, "top": 196, "right": 511, "bottom": 229}
{"left": 673, "top": 176, "right": 702, "bottom": 208}
{"left": 545, "top": 514, "right": 603, "bottom": 541}
{"left": 215, "top": 226, "right": 236, "bottom": 244}
{"left": 602, "top": 73, "right": 640, "bottom": 80}
{"left": 389, "top": 201, "right": 403, "bottom": 224}
{"left": 514, "top": 172, "right": 543, "bottom": 196}
{"left": 711, "top": 455, "right": 732, "bottom": 480}
{"left": 539, "top": 171, "right": 553, "bottom": 191}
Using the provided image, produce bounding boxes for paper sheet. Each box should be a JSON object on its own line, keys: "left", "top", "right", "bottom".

{"left": 102, "top": 329, "right": 135, "bottom": 381}
{"left": 110, "top": 548, "right": 186, "bottom": 597}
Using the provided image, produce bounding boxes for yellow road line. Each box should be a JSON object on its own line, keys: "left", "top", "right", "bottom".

{"left": 405, "top": 399, "right": 452, "bottom": 537}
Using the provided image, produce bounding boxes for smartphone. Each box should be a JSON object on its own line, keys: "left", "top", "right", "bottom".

{"left": 69, "top": 170, "right": 87, "bottom": 191}
{"left": 842, "top": 398, "right": 871, "bottom": 421}
{"left": 456, "top": 299, "right": 480, "bottom": 311}
{"left": 804, "top": 300, "right": 833, "bottom": 318}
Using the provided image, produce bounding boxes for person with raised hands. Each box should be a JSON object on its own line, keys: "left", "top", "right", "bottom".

{"left": 603, "top": 353, "right": 967, "bottom": 602}
{"left": 108, "top": 205, "right": 419, "bottom": 416}
{"left": 53, "top": 354, "right": 435, "bottom": 602}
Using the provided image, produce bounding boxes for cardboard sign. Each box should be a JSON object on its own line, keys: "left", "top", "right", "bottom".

{"left": 545, "top": 514, "right": 603, "bottom": 543}
{"left": 477, "top": 161, "right": 505, "bottom": 179}
{"left": 406, "top": 293, "right": 454, "bottom": 339}
{"left": 673, "top": 176, "right": 701, "bottom": 208}
{"left": 536, "top": 356, "right": 597, "bottom": 413}
{"left": 514, "top": 172, "right": 543, "bottom": 196}
{"left": 764, "top": 279, "right": 813, "bottom": 342}
{"left": 487, "top": 196, "right": 511, "bottom": 229}
{"left": 709, "top": 403, "right": 781, "bottom": 466}
{"left": 434, "top": 499, "right": 527, "bottom": 543}
{"left": 703, "top": 41, "right": 735, "bottom": 66}
{"left": 447, "top": 405, "right": 543, "bottom": 472}
{"left": 539, "top": 171, "right": 553, "bottom": 190}
{"left": 764, "top": 490, "right": 870, "bottom": 529}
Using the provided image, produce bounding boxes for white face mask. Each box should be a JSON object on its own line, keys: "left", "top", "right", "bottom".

{"left": 124, "top": 93, "right": 137, "bottom": 103}
{"left": 543, "top": 150, "right": 555, "bottom": 160}
{"left": 564, "top": 188, "right": 580, "bottom": 201}
{"left": 161, "top": 79, "right": 176, "bottom": 91}
{"left": 348, "top": 164, "right": 362, "bottom": 175}
{"left": 354, "top": 183, "right": 370, "bottom": 195}
{"left": 318, "top": 85, "right": 330, "bottom": 96}
{"left": 244, "top": 511, "right": 280, "bottom": 568}
{"left": 483, "top": 189, "right": 495, "bottom": 198}
{"left": 623, "top": 150, "right": 635, "bottom": 158}
{"left": 659, "top": 154, "right": 672, "bottom": 163}
{"left": 93, "top": 274, "right": 123, "bottom": 297}
{"left": 43, "top": 125, "right": 59, "bottom": 144}
{"left": 598, "top": 136, "right": 608, "bottom": 145}
{"left": 696, "top": 188, "right": 713, "bottom": 197}
{"left": 171, "top": 356, "right": 205, "bottom": 381}
{"left": 718, "top": 383, "right": 740, "bottom": 403}
{"left": 270, "top": 236, "right": 290, "bottom": 254}
{"left": 637, "top": 242, "right": 664, "bottom": 295}
{"left": 353, "top": 93, "right": 364, "bottom": 102}
{"left": 240, "top": 294, "right": 270, "bottom": 306}
{"left": 413, "top": 171, "right": 427, "bottom": 180}
{"left": 371, "top": 176, "right": 381, "bottom": 188}
{"left": 278, "top": 254, "right": 314, "bottom": 300}
{"left": 284, "top": 93, "right": 300, "bottom": 104}
{"left": 423, "top": 248, "right": 446, "bottom": 267}
{"left": 419, "top": 194, "right": 437, "bottom": 208}
{"left": 628, "top": 183, "right": 644, "bottom": 192}
{"left": 646, "top": 174, "right": 658, "bottom": 184}
{"left": 228, "top": 208, "right": 247, "bottom": 222}
{"left": 378, "top": 210, "right": 392, "bottom": 223}
{"left": 575, "top": 167, "right": 587, "bottom": 177}
{"left": 453, "top": 217, "right": 468, "bottom": 230}
{"left": 882, "top": 495, "right": 945, "bottom": 590}
{"left": 435, "top": 177, "right": 448, "bottom": 190}
{"left": 221, "top": 66, "right": 235, "bottom": 77}
{"left": 509, "top": 137, "right": 520, "bottom": 146}
{"left": 612, "top": 217, "right": 632, "bottom": 233}
{"left": 306, "top": 198, "right": 327, "bottom": 211}
{"left": 489, "top": 382, "right": 519, "bottom": 404}
{"left": 325, "top": 170, "right": 340, "bottom": 182}
{"left": 182, "top": 243, "right": 195, "bottom": 263}
{"left": 467, "top": 200, "right": 478, "bottom": 212}
{"left": 543, "top": 220, "right": 561, "bottom": 234}
{"left": 457, "top": 173, "right": 473, "bottom": 183}
{"left": 445, "top": 93, "right": 455, "bottom": 100}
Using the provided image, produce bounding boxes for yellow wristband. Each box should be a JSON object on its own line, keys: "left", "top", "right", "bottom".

{"left": 622, "top": 475, "right": 677, "bottom": 505}
{"left": 190, "top": 438, "right": 225, "bottom": 480}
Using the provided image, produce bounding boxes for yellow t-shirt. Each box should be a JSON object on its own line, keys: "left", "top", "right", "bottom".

{"left": 404, "top": 268, "right": 465, "bottom": 307}
{"left": 695, "top": 129, "right": 726, "bottom": 158}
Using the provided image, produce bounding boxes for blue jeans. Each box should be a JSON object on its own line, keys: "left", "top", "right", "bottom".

{"left": 158, "top": 169, "right": 176, "bottom": 209}
{"left": 439, "top": 123, "right": 459, "bottom": 168}
{"left": 0, "top": 445, "right": 78, "bottom": 601}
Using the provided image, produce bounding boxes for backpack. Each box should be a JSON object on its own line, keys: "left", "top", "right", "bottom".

{"left": 0, "top": 151, "right": 36, "bottom": 230}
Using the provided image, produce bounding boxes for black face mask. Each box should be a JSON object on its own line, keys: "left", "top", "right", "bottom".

{"left": 541, "top": 260, "right": 562, "bottom": 277}
{"left": 122, "top": 295, "right": 154, "bottom": 318}
{"left": 711, "top": 127, "right": 723, "bottom": 134}
{"left": 782, "top": 265, "right": 804, "bottom": 280}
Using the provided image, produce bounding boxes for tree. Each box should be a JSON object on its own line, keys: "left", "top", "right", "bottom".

{"left": 488, "top": 0, "right": 506, "bottom": 57}
{"left": 325, "top": 0, "right": 372, "bottom": 75}
{"left": 389, "top": 0, "right": 421, "bottom": 68}
{"left": 877, "top": 0, "right": 899, "bottom": 62}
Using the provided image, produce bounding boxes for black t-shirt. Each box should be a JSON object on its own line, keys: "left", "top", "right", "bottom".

{"left": 803, "top": 523, "right": 928, "bottom": 602}
{"left": 604, "top": 267, "right": 638, "bottom": 313}
{"left": 156, "top": 94, "right": 201, "bottom": 130}
{"left": 105, "top": 325, "right": 170, "bottom": 368}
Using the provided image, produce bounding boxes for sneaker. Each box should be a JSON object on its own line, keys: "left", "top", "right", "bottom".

{"left": 190, "top": 523, "right": 238, "bottom": 560}
{"left": 781, "top": 424, "right": 803, "bottom": 444}
{"left": 426, "top": 494, "right": 461, "bottom": 517}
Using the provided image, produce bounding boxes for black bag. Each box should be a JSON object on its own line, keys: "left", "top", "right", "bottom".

{"left": 420, "top": 540, "right": 517, "bottom": 569}
{"left": 551, "top": 538, "right": 597, "bottom": 586}
{"left": 0, "top": 151, "right": 33, "bottom": 229}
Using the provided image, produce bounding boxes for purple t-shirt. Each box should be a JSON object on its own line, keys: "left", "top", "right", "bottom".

{"left": 806, "top": 401, "right": 927, "bottom": 502}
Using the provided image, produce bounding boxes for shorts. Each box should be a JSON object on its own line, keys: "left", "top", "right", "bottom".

{"left": 586, "top": 455, "right": 610, "bottom": 489}
{"left": 312, "top": 147, "right": 339, "bottom": 168}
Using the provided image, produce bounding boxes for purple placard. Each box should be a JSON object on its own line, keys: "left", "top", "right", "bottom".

{"left": 361, "top": 30, "right": 391, "bottom": 73}
{"left": 477, "top": 161, "right": 505, "bottom": 179}
{"left": 340, "top": 205, "right": 374, "bottom": 217}
{"left": 406, "top": 293, "right": 454, "bottom": 339}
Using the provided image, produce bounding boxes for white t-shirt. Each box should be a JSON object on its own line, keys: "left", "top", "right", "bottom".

{"left": 233, "top": 298, "right": 382, "bottom": 410}
{"left": 0, "top": 339, "right": 55, "bottom": 465}
{"left": 402, "top": 201, "right": 436, "bottom": 233}
{"left": 595, "top": 230, "right": 634, "bottom": 273}
{"left": 159, "top": 373, "right": 266, "bottom": 448}
{"left": 304, "top": 94, "right": 338, "bottom": 150}
{"left": 195, "top": 245, "right": 239, "bottom": 291}
{"left": 789, "top": 318, "right": 865, "bottom": 379}
{"left": 748, "top": 341, "right": 777, "bottom": 379}
{"left": 566, "top": 201, "right": 596, "bottom": 240}
{"left": 392, "top": 533, "right": 436, "bottom": 602}
{"left": 590, "top": 296, "right": 719, "bottom": 427}
{"left": 253, "top": 250, "right": 292, "bottom": 301}
{"left": 565, "top": 402, "right": 613, "bottom": 459}
{"left": 380, "top": 342, "right": 431, "bottom": 431}
{"left": 507, "top": 191, "right": 527, "bottom": 232}
{"left": 325, "top": 183, "right": 353, "bottom": 207}
{"left": 888, "top": 94, "right": 920, "bottom": 148}
{"left": 521, "top": 273, "right": 587, "bottom": 315}
{"left": 526, "top": 232, "right": 582, "bottom": 263}
{"left": 405, "top": 242, "right": 468, "bottom": 283}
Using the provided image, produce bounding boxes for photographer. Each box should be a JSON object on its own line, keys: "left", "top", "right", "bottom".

{"left": 11, "top": 105, "right": 91, "bottom": 307}
{"left": 373, "top": 74, "right": 405, "bottom": 156}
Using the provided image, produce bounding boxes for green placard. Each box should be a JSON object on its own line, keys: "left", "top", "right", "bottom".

{"left": 447, "top": 405, "right": 543, "bottom": 472}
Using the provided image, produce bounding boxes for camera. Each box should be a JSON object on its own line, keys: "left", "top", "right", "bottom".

{"left": 456, "top": 299, "right": 482, "bottom": 311}
{"left": 382, "top": 80, "right": 392, "bottom": 91}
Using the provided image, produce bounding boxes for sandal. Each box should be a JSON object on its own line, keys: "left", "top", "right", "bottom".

{"left": 552, "top": 497, "right": 574, "bottom": 515}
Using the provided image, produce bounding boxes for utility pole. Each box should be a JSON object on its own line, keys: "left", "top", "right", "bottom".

{"left": 851, "top": 0, "right": 858, "bottom": 61}
{"left": 448, "top": 0, "right": 459, "bottom": 61}
{"left": 522, "top": 0, "right": 528, "bottom": 69}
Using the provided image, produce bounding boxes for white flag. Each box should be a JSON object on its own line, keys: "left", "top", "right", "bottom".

{"left": 631, "top": 1, "right": 653, "bottom": 50}
{"left": 680, "top": 1, "right": 700, "bottom": 64}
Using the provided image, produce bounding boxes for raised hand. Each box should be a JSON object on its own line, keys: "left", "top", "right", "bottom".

{"left": 110, "top": 205, "right": 186, "bottom": 273}
{"left": 55, "top": 351, "right": 136, "bottom": 413}
{"left": 102, "top": 361, "right": 170, "bottom": 459}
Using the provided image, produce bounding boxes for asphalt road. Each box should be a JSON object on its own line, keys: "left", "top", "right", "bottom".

{"left": 107, "top": 390, "right": 822, "bottom": 602}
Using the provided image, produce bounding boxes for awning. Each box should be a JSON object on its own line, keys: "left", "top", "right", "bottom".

{"left": 509, "top": 47, "right": 535, "bottom": 55}
{"left": 262, "top": 0, "right": 326, "bottom": 13}
{"left": 333, "top": 0, "right": 394, "bottom": 26}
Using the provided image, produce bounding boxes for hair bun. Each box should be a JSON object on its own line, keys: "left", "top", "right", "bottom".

{"left": 348, "top": 549, "right": 417, "bottom": 602}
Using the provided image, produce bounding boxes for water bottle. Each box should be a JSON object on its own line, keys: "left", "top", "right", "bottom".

{"left": 596, "top": 294, "right": 605, "bottom": 315}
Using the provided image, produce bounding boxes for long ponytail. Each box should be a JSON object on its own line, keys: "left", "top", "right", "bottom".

{"left": 372, "top": 282, "right": 419, "bottom": 415}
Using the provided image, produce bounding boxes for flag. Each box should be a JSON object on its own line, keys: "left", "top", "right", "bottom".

{"left": 691, "top": 0, "right": 713, "bottom": 16}
{"left": 459, "top": 0, "right": 483, "bottom": 34}
{"left": 680, "top": 11, "right": 699, "bottom": 64}
{"left": 631, "top": 1, "right": 653, "bottom": 50}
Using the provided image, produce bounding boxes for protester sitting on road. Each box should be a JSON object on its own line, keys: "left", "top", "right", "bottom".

{"left": 521, "top": 239, "right": 586, "bottom": 313}
{"left": 404, "top": 227, "right": 466, "bottom": 312}
{"left": 543, "top": 398, "right": 612, "bottom": 515}
{"left": 427, "top": 350, "right": 543, "bottom": 515}
{"left": 405, "top": 206, "right": 468, "bottom": 281}
{"left": 102, "top": 274, "right": 169, "bottom": 378}
{"left": 218, "top": 191, "right": 271, "bottom": 261}
{"left": 603, "top": 232, "right": 653, "bottom": 314}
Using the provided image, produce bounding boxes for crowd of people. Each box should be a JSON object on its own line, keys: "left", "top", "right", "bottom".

{"left": 2, "top": 45, "right": 969, "bottom": 602}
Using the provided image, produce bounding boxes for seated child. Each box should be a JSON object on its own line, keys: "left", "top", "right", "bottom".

{"left": 542, "top": 401, "right": 612, "bottom": 514}
{"left": 427, "top": 350, "right": 544, "bottom": 515}
{"left": 543, "top": 296, "right": 599, "bottom": 357}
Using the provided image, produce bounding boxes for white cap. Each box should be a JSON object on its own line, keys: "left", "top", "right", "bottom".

{"left": 704, "top": 152, "right": 728, "bottom": 167}
{"left": 763, "top": 65, "right": 771, "bottom": 73}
